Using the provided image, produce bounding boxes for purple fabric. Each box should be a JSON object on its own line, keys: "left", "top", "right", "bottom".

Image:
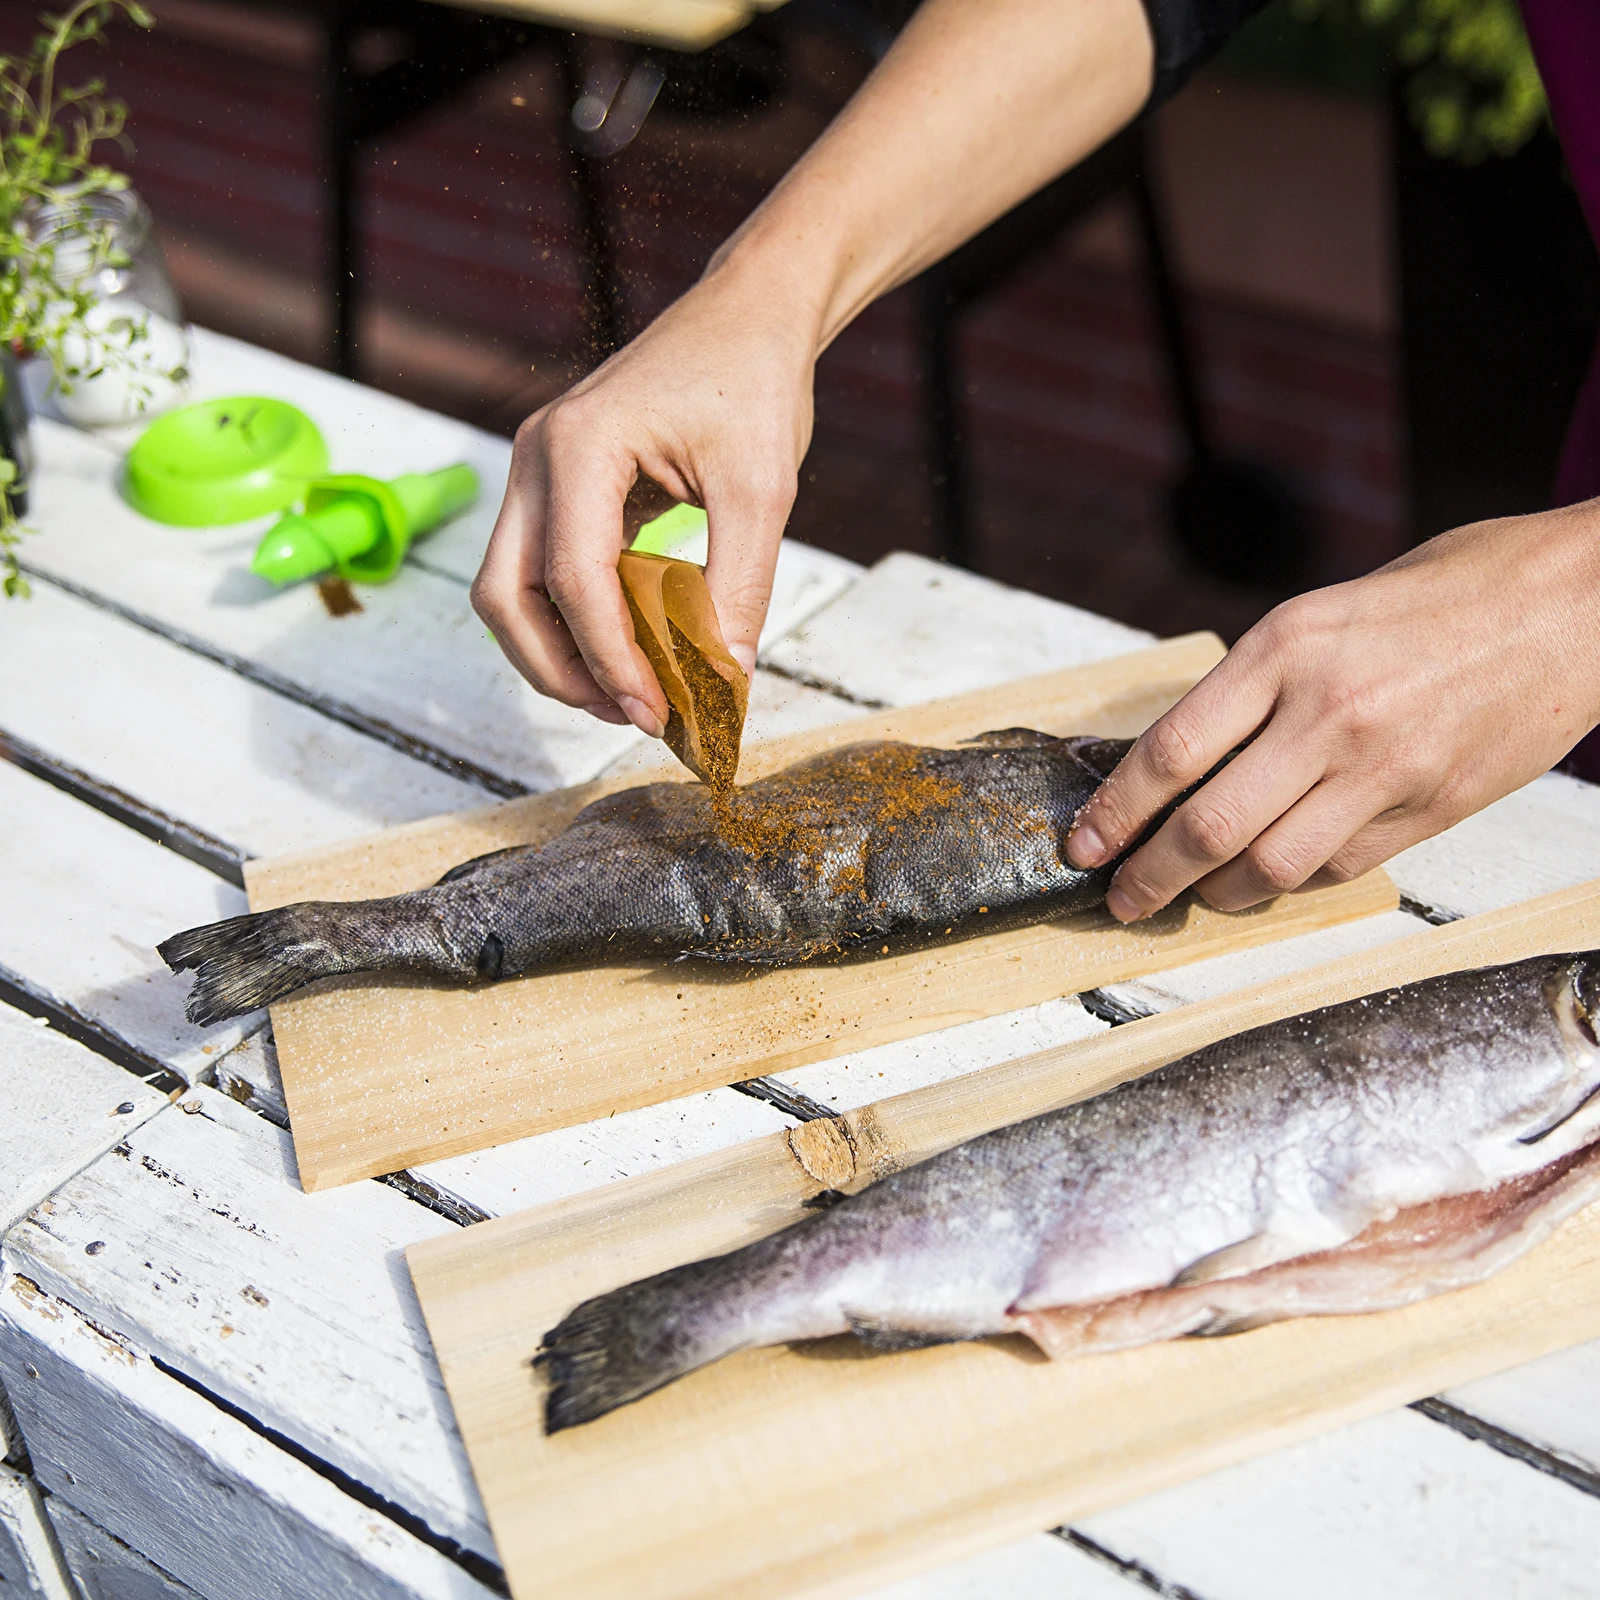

{"left": 1520, "top": 0, "right": 1600, "bottom": 507}
{"left": 1520, "top": 0, "right": 1600, "bottom": 781}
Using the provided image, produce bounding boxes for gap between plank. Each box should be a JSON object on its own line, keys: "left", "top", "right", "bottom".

{"left": 17, "top": 565, "right": 529, "bottom": 800}
{"left": 0, "top": 962, "right": 186, "bottom": 1096}
{"left": 1412, "top": 1397, "right": 1600, "bottom": 1501}
{"left": 1053, "top": 1527, "right": 1212, "bottom": 1599}
{"left": 732, "top": 1076, "right": 839, "bottom": 1122}
{"left": 146, "top": 1352, "right": 509, "bottom": 1595}
{"left": 0, "top": 724, "right": 250, "bottom": 886}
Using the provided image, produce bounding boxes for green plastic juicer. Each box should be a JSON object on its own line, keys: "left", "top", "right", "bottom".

{"left": 251, "top": 464, "right": 480, "bottom": 586}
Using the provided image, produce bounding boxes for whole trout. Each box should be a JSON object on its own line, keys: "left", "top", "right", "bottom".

{"left": 160, "top": 731, "right": 1130, "bottom": 1026}
{"left": 538, "top": 953, "right": 1600, "bottom": 1431}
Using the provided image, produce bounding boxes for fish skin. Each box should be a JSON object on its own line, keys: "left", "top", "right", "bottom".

{"left": 537, "top": 953, "right": 1600, "bottom": 1432}
{"left": 158, "top": 731, "right": 1131, "bottom": 1026}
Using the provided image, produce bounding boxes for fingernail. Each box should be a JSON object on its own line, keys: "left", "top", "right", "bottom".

{"left": 1067, "top": 823, "right": 1108, "bottom": 869}
{"left": 616, "top": 693, "right": 665, "bottom": 738}
{"left": 1105, "top": 885, "right": 1142, "bottom": 923}
{"left": 583, "top": 701, "right": 629, "bottom": 726}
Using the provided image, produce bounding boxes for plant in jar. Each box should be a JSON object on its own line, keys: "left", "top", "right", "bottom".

{"left": 0, "top": 0, "right": 160, "bottom": 600}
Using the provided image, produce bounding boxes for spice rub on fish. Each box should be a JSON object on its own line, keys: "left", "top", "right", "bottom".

{"left": 159, "top": 730, "right": 1133, "bottom": 1027}
{"left": 537, "top": 953, "right": 1600, "bottom": 1432}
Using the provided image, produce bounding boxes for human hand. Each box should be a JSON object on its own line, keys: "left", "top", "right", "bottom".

{"left": 471, "top": 265, "right": 817, "bottom": 735}
{"left": 1066, "top": 502, "right": 1600, "bottom": 921}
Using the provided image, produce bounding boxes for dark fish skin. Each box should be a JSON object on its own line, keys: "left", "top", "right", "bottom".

{"left": 536, "top": 953, "right": 1600, "bottom": 1432}
{"left": 158, "top": 731, "right": 1132, "bottom": 1026}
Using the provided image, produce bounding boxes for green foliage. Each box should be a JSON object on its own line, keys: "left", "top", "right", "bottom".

{"left": 1289, "top": 0, "right": 1547, "bottom": 161}
{"left": 0, "top": 1, "right": 152, "bottom": 599}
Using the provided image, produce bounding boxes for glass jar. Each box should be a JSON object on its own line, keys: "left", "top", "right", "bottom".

{"left": 28, "top": 187, "right": 190, "bottom": 428}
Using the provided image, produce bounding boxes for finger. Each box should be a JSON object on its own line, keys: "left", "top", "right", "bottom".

{"left": 1298, "top": 803, "right": 1445, "bottom": 893}
{"left": 702, "top": 462, "right": 796, "bottom": 678}
{"left": 543, "top": 431, "right": 671, "bottom": 737}
{"left": 1101, "top": 727, "right": 1326, "bottom": 921}
{"left": 1066, "top": 648, "right": 1279, "bottom": 871}
{"left": 1191, "top": 778, "right": 1380, "bottom": 912}
{"left": 472, "top": 428, "right": 624, "bottom": 720}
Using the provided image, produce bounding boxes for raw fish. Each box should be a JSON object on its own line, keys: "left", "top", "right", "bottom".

{"left": 538, "top": 953, "right": 1600, "bottom": 1431}
{"left": 160, "top": 731, "right": 1131, "bottom": 1025}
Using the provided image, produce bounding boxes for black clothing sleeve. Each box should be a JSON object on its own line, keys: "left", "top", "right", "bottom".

{"left": 1138, "top": 0, "right": 1273, "bottom": 105}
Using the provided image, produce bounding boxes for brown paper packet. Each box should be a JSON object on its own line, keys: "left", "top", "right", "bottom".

{"left": 617, "top": 549, "right": 749, "bottom": 789}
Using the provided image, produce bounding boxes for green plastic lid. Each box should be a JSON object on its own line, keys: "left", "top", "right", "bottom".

{"left": 124, "top": 397, "right": 329, "bottom": 526}
{"left": 632, "top": 502, "right": 708, "bottom": 562}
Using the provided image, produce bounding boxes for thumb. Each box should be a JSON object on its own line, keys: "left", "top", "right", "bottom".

{"left": 701, "top": 467, "right": 795, "bottom": 679}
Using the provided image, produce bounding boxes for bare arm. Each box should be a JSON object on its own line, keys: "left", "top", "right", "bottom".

{"left": 472, "top": 0, "right": 1155, "bottom": 733}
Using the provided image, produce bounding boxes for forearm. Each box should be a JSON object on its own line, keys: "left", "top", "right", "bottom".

{"left": 703, "top": 0, "right": 1155, "bottom": 354}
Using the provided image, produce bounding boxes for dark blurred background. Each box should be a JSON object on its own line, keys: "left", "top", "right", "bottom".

{"left": 5, "top": 0, "right": 1593, "bottom": 642}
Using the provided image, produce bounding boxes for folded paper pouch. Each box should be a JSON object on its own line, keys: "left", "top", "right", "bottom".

{"left": 617, "top": 549, "right": 749, "bottom": 789}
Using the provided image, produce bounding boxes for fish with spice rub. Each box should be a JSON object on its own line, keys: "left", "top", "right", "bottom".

{"left": 536, "top": 952, "right": 1600, "bottom": 1432}
{"left": 158, "top": 730, "right": 1135, "bottom": 1027}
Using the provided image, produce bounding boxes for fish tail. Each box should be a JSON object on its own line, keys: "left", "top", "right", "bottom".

{"left": 537, "top": 1259, "right": 749, "bottom": 1433}
{"left": 158, "top": 903, "right": 367, "bottom": 1026}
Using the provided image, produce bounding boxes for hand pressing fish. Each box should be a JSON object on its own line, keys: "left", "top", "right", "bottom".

{"left": 537, "top": 953, "right": 1600, "bottom": 1432}
{"left": 159, "top": 731, "right": 1133, "bottom": 1026}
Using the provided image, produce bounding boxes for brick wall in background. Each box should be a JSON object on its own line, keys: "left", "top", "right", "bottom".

{"left": 0, "top": 0, "right": 1404, "bottom": 637}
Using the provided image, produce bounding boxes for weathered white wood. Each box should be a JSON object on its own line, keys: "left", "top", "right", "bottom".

{"left": 1387, "top": 769, "right": 1600, "bottom": 920}
{"left": 0, "top": 1464, "right": 75, "bottom": 1600}
{"left": 762, "top": 551, "right": 1155, "bottom": 706}
{"left": 0, "top": 763, "right": 252, "bottom": 1078}
{"left": 414, "top": 1087, "right": 795, "bottom": 1222}
{"left": 48, "top": 1498, "right": 204, "bottom": 1600}
{"left": 0, "top": 579, "right": 485, "bottom": 855}
{"left": 0, "top": 1272, "right": 498, "bottom": 1600}
{"left": 210, "top": 1029, "right": 287, "bottom": 1127}
{"left": 0, "top": 1001, "right": 169, "bottom": 1233}
{"left": 1098, "top": 908, "right": 1428, "bottom": 1016}
{"left": 68, "top": 328, "right": 865, "bottom": 652}
{"left": 0, "top": 1381, "right": 18, "bottom": 1464}
{"left": 3, "top": 1087, "right": 491, "bottom": 1561}
{"left": 770, "top": 997, "right": 1109, "bottom": 1115}
{"left": 23, "top": 419, "right": 639, "bottom": 794}
{"left": 1075, "top": 1405, "right": 1600, "bottom": 1599}
{"left": 859, "top": 1533, "right": 1136, "bottom": 1600}
{"left": 1441, "top": 1340, "right": 1600, "bottom": 1484}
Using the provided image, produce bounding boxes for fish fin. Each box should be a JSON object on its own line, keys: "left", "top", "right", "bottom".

{"left": 1170, "top": 1232, "right": 1308, "bottom": 1287}
{"left": 844, "top": 1313, "right": 959, "bottom": 1353}
{"left": 1061, "top": 736, "right": 1135, "bottom": 778}
{"left": 537, "top": 1266, "right": 745, "bottom": 1434}
{"left": 158, "top": 904, "right": 367, "bottom": 1026}
{"left": 1188, "top": 1310, "right": 1290, "bottom": 1338}
{"left": 802, "top": 1188, "right": 849, "bottom": 1211}
{"left": 959, "top": 728, "right": 1058, "bottom": 749}
{"left": 434, "top": 845, "right": 533, "bottom": 886}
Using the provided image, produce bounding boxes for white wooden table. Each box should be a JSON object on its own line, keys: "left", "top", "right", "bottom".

{"left": 2, "top": 329, "right": 1599, "bottom": 1600}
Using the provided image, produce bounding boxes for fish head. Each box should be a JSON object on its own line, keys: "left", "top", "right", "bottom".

{"left": 1520, "top": 955, "right": 1600, "bottom": 1153}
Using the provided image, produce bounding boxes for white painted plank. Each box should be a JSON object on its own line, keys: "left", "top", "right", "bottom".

{"left": 5, "top": 1086, "right": 492, "bottom": 1562}
{"left": 1442, "top": 1340, "right": 1600, "bottom": 1485}
{"left": 1, "top": 579, "right": 485, "bottom": 856}
{"left": 0, "top": 1381, "right": 18, "bottom": 1464}
{"left": 1096, "top": 908, "right": 1427, "bottom": 1016}
{"left": 0, "top": 1465, "right": 75, "bottom": 1600}
{"left": 48, "top": 1498, "right": 204, "bottom": 1600}
{"left": 762, "top": 551, "right": 1155, "bottom": 707}
{"left": 0, "top": 763, "right": 253, "bottom": 1079}
{"left": 758, "top": 542, "right": 865, "bottom": 655}
{"left": 0, "top": 1272, "right": 498, "bottom": 1600}
{"left": 46, "top": 326, "right": 513, "bottom": 580}
{"left": 414, "top": 1084, "right": 796, "bottom": 1222}
{"left": 860, "top": 1532, "right": 1137, "bottom": 1600}
{"left": 1076, "top": 1405, "right": 1600, "bottom": 1599}
{"left": 770, "top": 997, "right": 1109, "bottom": 1114}
{"left": 1387, "top": 770, "right": 1600, "bottom": 921}
{"left": 211, "top": 1028, "right": 287, "bottom": 1127}
{"left": 0, "top": 1001, "right": 168, "bottom": 1233}
{"left": 22, "top": 419, "right": 639, "bottom": 794}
